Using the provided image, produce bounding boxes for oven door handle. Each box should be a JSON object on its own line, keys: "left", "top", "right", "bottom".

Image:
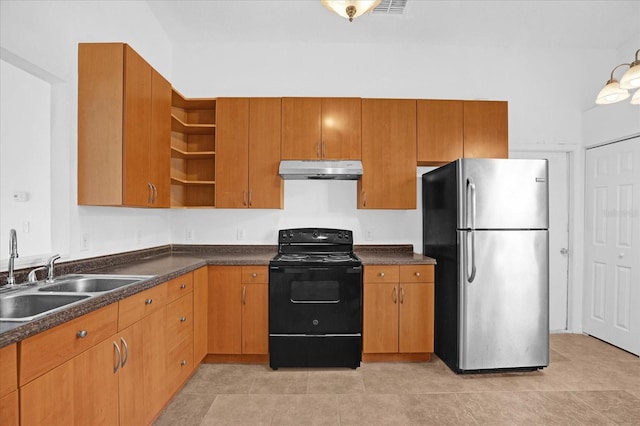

{"left": 289, "top": 299, "right": 341, "bottom": 304}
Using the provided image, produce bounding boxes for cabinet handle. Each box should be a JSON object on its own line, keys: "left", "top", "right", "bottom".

{"left": 400, "top": 287, "right": 405, "bottom": 304}
{"left": 181, "top": 360, "right": 188, "bottom": 367}
{"left": 322, "top": 141, "right": 326, "bottom": 158}
{"left": 379, "top": 272, "right": 385, "bottom": 277}
{"left": 249, "top": 190, "right": 252, "bottom": 207}
{"left": 252, "top": 272, "right": 257, "bottom": 278}
{"left": 120, "top": 337, "right": 129, "bottom": 368}
{"left": 242, "top": 286, "right": 246, "bottom": 305}
{"left": 147, "top": 183, "right": 153, "bottom": 204}
{"left": 113, "top": 341, "right": 121, "bottom": 374}
{"left": 180, "top": 283, "right": 187, "bottom": 289}
{"left": 180, "top": 316, "right": 187, "bottom": 322}
{"left": 362, "top": 191, "right": 367, "bottom": 207}
{"left": 415, "top": 272, "right": 421, "bottom": 277}
{"left": 243, "top": 191, "right": 247, "bottom": 206}
{"left": 392, "top": 287, "right": 397, "bottom": 304}
{"left": 152, "top": 183, "right": 158, "bottom": 204}
{"left": 316, "top": 141, "right": 321, "bottom": 158}
{"left": 145, "top": 298, "right": 153, "bottom": 305}
{"left": 76, "top": 330, "right": 88, "bottom": 338}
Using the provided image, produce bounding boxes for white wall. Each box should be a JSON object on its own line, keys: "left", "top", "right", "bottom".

{"left": 0, "top": 0, "right": 174, "bottom": 268}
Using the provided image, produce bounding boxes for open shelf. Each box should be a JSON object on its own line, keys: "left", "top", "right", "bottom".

{"left": 170, "top": 88, "right": 216, "bottom": 208}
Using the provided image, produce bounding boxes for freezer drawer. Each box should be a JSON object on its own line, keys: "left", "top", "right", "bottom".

{"left": 457, "top": 229, "right": 549, "bottom": 371}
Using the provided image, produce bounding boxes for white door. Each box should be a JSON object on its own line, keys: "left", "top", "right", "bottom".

{"left": 511, "top": 151, "right": 570, "bottom": 331}
{"left": 584, "top": 137, "right": 640, "bottom": 356}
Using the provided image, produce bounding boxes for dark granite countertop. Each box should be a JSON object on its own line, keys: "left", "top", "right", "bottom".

{"left": 0, "top": 244, "right": 434, "bottom": 347}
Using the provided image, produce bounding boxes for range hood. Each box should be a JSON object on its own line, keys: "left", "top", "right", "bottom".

{"left": 279, "top": 160, "right": 363, "bottom": 180}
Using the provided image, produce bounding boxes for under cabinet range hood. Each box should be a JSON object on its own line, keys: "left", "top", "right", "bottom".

{"left": 278, "top": 160, "right": 363, "bottom": 180}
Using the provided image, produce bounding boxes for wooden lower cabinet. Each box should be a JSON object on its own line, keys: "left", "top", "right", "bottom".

{"left": 166, "top": 292, "right": 194, "bottom": 391}
{"left": 20, "top": 337, "right": 120, "bottom": 425}
{"left": 193, "top": 266, "right": 209, "bottom": 363}
{"left": 363, "top": 264, "right": 435, "bottom": 361}
{"left": 0, "top": 343, "right": 19, "bottom": 426}
{"left": 207, "top": 266, "right": 268, "bottom": 360}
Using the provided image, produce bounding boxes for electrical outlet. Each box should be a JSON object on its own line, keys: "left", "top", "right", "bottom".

{"left": 80, "top": 233, "right": 89, "bottom": 251}
{"left": 22, "top": 221, "right": 30, "bottom": 233}
{"left": 237, "top": 228, "right": 245, "bottom": 241}
{"left": 185, "top": 229, "right": 194, "bottom": 242}
{"left": 365, "top": 228, "right": 374, "bottom": 241}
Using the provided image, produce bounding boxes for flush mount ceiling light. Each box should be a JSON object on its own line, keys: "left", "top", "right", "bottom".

{"left": 321, "top": 0, "right": 382, "bottom": 22}
{"left": 596, "top": 48, "right": 640, "bottom": 105}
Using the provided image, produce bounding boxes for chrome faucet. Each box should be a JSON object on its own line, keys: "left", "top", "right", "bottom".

{"left": 27, "top": 253, "right": 61, "bottom": 283}
{"left": 7, "top": 229, "right": 18, "bottom": 286}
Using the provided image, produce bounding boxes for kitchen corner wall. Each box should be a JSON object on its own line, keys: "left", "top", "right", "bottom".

{"left": 0, "top": 1, "right": 629, "bottom": 269}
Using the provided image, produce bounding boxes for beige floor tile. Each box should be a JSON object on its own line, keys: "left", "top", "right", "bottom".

{"left": 154, "top": 391, "right": 216, "bottom": 426}
{"left": 402, "top": 393, "right": 478, "bottom": 425}
{"left": 181, "top": 363, "right": 264, "bottom": 394}
{"left": 201, "top": 394, "right": 282, "bottom": 426}
{"left": 249, "top": 369, "right": 309, "bottom": 394}
{"left": 571, "top": 390, "right": 640, "bottom": 425}
{"left": 338, "top": 394, "right": 408, "bottom": 425}
{"left": 307, "top": 369, "right": 366, "bottom": 394}
{"left": 270, "top": 394, "right": 340, "bottom": 426}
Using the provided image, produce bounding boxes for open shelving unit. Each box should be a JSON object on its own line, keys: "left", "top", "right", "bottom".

{"left": 170, "top": 89, "right": 217, "bottom": 207}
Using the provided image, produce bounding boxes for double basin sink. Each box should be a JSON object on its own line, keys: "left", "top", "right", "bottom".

{"left": 0, "top": 274, "right": 152, "bottom": 322}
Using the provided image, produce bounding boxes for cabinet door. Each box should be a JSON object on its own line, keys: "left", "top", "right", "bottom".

{"left": 117, "top": 324, "right": 145, "bottom": 426}
{"left": 359, "top": 99, "right": 417, "bottom": 209}
{"left": 242, "top": 283, "right": 269, "bottom": 354}
{"left": 248, "top": 97, "right": 283, "bottom": 208}
{"left": 208, "top": 266, "right": 242, "bottom": 354}
{"left": 149, "top": 69, "right": 171, "bottom": 207}
{"left": 281, "top": 97, "right": 322, "bottom": 159}
{"left": 123, "top": 45, "right": 152, "bottom": 207}
{"left": 0, "top": 391, "right": 18, "bottom": 426}
{"left": 21, "top": 338, "right": 120, "bottom": 426}
{"left": 417, "top": 100, "right": 463, "bottom": 165}
{"left": 216, "top": 98, "right": 250, "bottom": 208}
{"left": 363, "top": 283, "right": 399, "bottom": 353}
{"left": 463, "top": 101, "right": 508, "bottom": 159}
{"left": 193, "top": 266, "right": 209, "bottom": 363}
{"left": 398, "top": 282, "right": 434, "bottom": 353}
{"left": 321, "top": 98, "right": 361, "bottom": 160}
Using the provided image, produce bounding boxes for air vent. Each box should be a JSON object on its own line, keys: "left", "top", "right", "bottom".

{"left": 372, "top": 0, "right": 408, "bottom": 15}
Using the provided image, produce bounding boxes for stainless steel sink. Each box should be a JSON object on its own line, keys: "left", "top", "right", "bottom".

{"left": 38, "top": 275, "right": 150, "bottom": 293}
{"left": 0, "top": 293, "right": 90, "bottom": 321}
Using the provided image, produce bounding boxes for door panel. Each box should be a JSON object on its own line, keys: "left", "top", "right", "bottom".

{"left": 458, "top": 229, "right": 549, "bottom": 370}
{"left": 584, "top": 137, "right": 640, "bottom": 355}
{"left": 216, "top": 98, "right": 250, "bottom": 208}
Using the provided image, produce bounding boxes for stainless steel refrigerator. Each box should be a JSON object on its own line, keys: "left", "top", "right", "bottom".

{"left": 422, "top": 158, "right": 549, "bottom": 373}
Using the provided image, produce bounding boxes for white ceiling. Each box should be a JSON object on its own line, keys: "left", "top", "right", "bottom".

{"left": 147, "top": 0, "right": 639, "bottom": 50}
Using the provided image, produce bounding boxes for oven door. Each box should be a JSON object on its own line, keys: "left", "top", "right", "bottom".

{"left": 269, "top": 265, "right": 362, "bottom": 334}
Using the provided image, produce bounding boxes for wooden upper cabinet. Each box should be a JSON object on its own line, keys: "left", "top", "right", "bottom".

{"left": 463, "top": 100, "right": 508, "bottom": 159}
{"left": 359, "top": 99, "right": 417, "bottom": 209}
{"left": 216, "top": 98, "right": 282, "bottom": 209}
{"left": 78, "top": 43, "right": 171, "bottom": 207}
{"left": 417, "top": 99, "right": 508, "bottom": 165}
{"left": 417, "top": 100, "right": 464, "bottom": 166}
{"left": 281, "top": 97, "right": 361, "bottom": 160}
{"left": 216, "top": 97, "right": 250, "bottom": 208}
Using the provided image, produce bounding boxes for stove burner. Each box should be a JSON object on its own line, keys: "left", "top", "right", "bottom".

{"left": 279, "top": 254, "right": 310, "bottom": 261}
{"left": 326, "top": 254, "right": 353, "bottom": 262}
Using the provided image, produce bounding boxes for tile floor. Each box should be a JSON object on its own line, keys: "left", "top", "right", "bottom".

{"left": 154, "top": 334, "right": 639, "bottom": 425}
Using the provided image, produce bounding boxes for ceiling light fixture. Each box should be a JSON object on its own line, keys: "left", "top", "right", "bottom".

{"left": 321, "top": 0, "right": 382, "bottom": 22}
{"left": 595, "top": 48, "right": 640, "bottom": 105}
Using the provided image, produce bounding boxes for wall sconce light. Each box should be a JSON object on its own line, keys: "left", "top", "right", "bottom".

{"left": 596, "top": 49, "right": 640, "bottom": 105}
{"left": 321, "top": 0, "right": 382, "bottom": 22}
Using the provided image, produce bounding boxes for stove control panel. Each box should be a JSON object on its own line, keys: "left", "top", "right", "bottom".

{"left": 278, "top": 228, "right": 353, "bottom": 245}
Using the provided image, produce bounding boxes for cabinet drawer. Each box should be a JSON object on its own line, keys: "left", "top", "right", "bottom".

{"left": 118, "top": 283, "right": 166, "bottom": 330}
{"left": 364, "top": 265, "right": 399, "bottom": 283}
{"left": 166, "top": 272, "right": 194, "bottom": 303}
{"left": 166, "top": 293, "right": 193, "bottom": 348}
{"left": 241, "top": 266, "right": 268, "bottom": 283}
{"left": 20, "top": 303, "right": 118, "bottom": 385}
{"left": 399, "top": 265, "right": 434, "bottom": 283}
{"left": 0, "top": 344, "right": 17, "bottom": 397}
{"left": 166, "top": 334, "right": 194, "bottom": 389}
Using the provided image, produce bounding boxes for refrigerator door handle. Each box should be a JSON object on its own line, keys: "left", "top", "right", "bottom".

{"left": 466, "top": 177, "right": 477, "bottom": 283}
